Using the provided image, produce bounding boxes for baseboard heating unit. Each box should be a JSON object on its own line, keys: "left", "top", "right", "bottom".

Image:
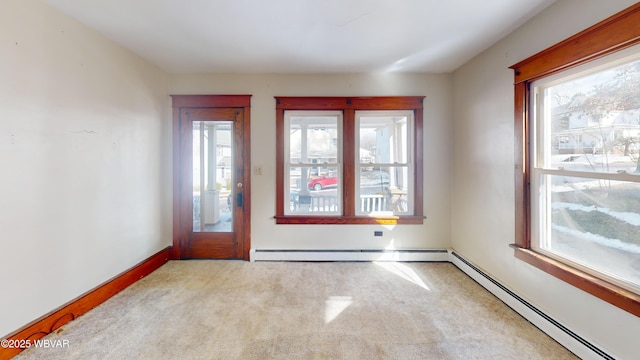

{"left": 250, "top": 248, "right": 614, "bottom": 360}
{"left": 450, "top": 251, "right": 613, "bottom": 360}
{"left": 250, "top": 249, "right": 449, "bottom": 262}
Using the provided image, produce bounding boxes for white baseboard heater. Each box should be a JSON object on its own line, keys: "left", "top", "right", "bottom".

{"left": 250, "top": 248, "right": 614, "bottom": 360}
{"left": 250, "top": 249, "right": 449, "bottom": 262}
{"left": 450, "top": 251, "right": 613, "bottom": 360}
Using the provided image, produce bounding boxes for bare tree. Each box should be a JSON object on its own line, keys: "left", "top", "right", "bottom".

{"left": 567, "top": 61, "right": 640, "bottom": 172}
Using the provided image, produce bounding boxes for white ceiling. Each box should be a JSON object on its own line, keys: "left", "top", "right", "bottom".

{"left": 41, "top": 0, "right": 556, "bottom": 74}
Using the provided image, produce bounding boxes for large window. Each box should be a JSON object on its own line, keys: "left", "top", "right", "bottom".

{"left": 532, "top": 47, "right": 640, "bottom": 294}
{"left": 511, "top": 3, "right": 640, "bottom": 316}
{"left": 275, "top": 97, "right": 424, "bottom": 224}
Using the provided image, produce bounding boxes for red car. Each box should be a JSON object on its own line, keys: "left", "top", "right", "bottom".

{"left": 308, "top": 172, "right": 337, "bottom": 190}
{"left": 308, "top": 170, "right": 391, "bottom": 191}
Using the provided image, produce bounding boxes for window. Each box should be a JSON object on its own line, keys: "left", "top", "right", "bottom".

{"left": 275, "top": 97, "right": 424, "bottom": 224}
{"left": 356, "top": 111, "right": 414, "bottom": 215}
{"left": 511, "top": 3, "right": 640, "bottom": 316}
{"left": 284, "top": 111, "right": 342, "bottom": 215}
{"left": 532, "top": 47, "right": 640, "bottom": 294}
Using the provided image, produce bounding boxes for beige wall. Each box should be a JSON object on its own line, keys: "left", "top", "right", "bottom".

{"left": 452, "top": 0, "right": 640, "bottom": 359}
{"left": 170, "top": 73, "right": 453, "bottom": 251}
{"left": 0, "top": 0, "right": 171, "bottom": 336}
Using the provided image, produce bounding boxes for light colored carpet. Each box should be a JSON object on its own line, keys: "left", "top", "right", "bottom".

{"left": 15, "top": 261, "right": 578, "bottom": 359}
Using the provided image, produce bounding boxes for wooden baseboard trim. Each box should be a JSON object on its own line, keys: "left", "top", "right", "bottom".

{"left": 1, "top": 246, "right": 171, "bottom": 360}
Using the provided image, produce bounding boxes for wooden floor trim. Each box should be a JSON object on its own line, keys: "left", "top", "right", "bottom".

{"left": 1, "top": 247, "right": 171, "bottom": 360}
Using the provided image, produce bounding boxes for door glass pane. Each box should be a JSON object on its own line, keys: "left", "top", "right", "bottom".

{"left": 193, "top": 121, "right": 233, "bottom": 232}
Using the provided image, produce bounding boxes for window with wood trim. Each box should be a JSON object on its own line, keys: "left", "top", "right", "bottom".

{"left": 510, "top": 3, "right": 640, "bottom": 317}
{"left": 275, "top": 96, "right": 424, "bottom": 225}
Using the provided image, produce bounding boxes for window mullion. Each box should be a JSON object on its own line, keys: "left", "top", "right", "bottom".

{"left": 343, "top": 109, "right": 356, "bottom": 216}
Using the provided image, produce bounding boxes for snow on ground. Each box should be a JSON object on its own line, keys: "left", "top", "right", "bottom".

{"left": 552, "top": 224, "right": 640, "bottom": 254}
{"left": 551, "top": 154, "right": 638, "bottom": 165}
{"left": 553, "top": 202, "right": 640, "bottom": 226}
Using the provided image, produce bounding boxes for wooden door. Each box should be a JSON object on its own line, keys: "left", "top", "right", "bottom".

{"left": 172, "top": 96, "right": 251, "bottom": 260}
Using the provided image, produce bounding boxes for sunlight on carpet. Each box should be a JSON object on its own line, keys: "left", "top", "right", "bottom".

{"left": 324, "top": 296, "right": 353, "bottom": 323}
{"left": 374, "top": 261, "right": 431, "bottom": 291}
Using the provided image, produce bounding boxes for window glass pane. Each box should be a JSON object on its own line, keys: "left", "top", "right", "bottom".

{"left": 357, "top": 166, "right": 411, "bottom": 214}
{"left": 288, "top": 115, "right": 339, "bottom": 165}
{"left": 285, "top": 111, "right": 342, "bottom": 216}
{"left": 540, "top": 57, "right": 640, "bottom": 175}
{"left": 287, "top": 166, "right": 340, "bottom": 215}
{"left": 358, "top": 114, "right": 409, "bottom": 165}
{"left": 539, "top": 174, "right": 640, "bottom": 291}
{"left": 356, "top": 111, "right": 413, "bottom": 215}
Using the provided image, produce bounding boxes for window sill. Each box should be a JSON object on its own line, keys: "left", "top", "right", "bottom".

{"left": 511, "top": 245, "right": 640, "bottom": 317}
{"left": 274, "top": 215, "right": 424, "bottom": 225}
